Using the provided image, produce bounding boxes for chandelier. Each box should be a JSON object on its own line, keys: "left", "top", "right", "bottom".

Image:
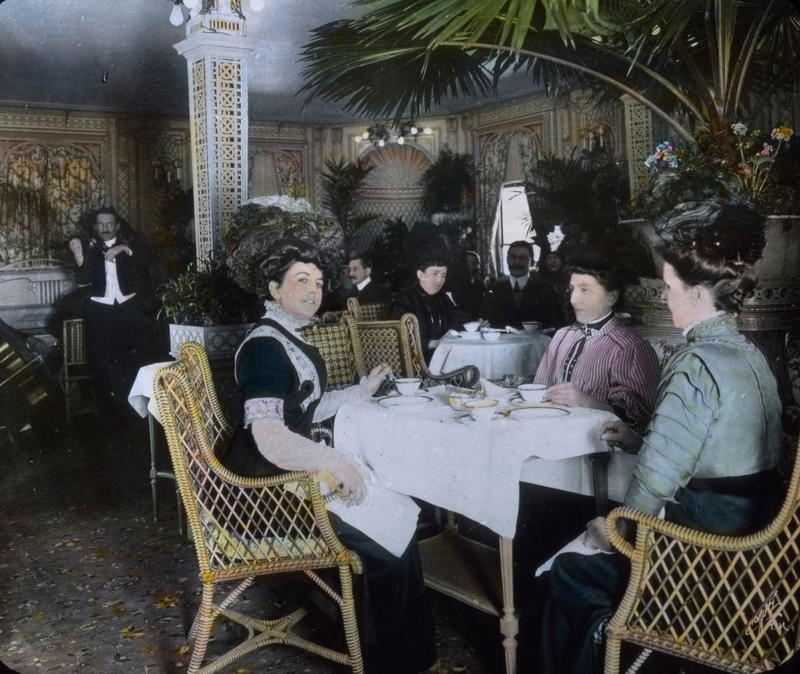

{"left": 168, "top": 0, "right": 265, "bottom": 27}
{"left": 361, "top": 121, "right": 432, "bottom": 147}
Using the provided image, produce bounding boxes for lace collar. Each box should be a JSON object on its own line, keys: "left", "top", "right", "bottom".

{"left": 261, "top": 300, "right": 312, "bottom": 333}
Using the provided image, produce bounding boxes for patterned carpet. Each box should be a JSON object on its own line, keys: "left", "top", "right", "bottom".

{"left": 0, "top": 419, "right": 487, "bottom": 674}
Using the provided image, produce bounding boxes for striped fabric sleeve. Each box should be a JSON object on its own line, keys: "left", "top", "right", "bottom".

{"left": 607, "top": 338, "right": 662, "bottom": 433}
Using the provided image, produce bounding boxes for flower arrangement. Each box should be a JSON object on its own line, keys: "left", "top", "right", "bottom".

{"left": 644, "top": 141, "right": 679, "bottom": 172}
{"left": 636, "top": 123, "right": 800, "bottom": 217}
{"left": 730, "top": 123, "right": 794, "bottom": 204}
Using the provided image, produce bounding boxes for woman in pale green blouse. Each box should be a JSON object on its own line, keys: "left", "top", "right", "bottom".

{"left": 538, "top": 198, "right": 783, "bottom": 674}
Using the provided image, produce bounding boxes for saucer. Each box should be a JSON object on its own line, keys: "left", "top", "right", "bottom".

{"left": 508, "top": 405, "right": 570, "bottom": 420}
{"left": 378, "top": 395, "right": 433, "bottom": 409}
{"left": 457, "top": 414, "right": 509, "bottom": 425}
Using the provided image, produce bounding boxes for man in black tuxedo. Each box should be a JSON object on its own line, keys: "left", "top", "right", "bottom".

{"left": 479, "top": 240, "right": 543, "bottom": 329}
{"left": 68, "top": 206, "right": 152, "bottom": 426}
{"left": 346, "top": 253, "right": 391, "bottom": 305}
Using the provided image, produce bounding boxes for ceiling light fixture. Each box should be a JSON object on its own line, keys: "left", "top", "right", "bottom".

{"left": 167, "top": 0, "right": 265, "bottom": 26}
{"left": 360, "top": 121, "right": 431, "bottom": 147}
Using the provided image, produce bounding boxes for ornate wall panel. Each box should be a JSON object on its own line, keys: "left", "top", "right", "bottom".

{"left": 0, "top": 140, "right": 104, "bottom": 262}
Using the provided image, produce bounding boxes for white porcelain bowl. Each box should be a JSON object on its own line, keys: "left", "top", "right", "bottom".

{"left": 463, "top": 398, "right": 499, "bottom": 421}
{"left": 395, "top": 377, "right": 422, "bottom": 395}
{"left": 517, "top": 383, "right": 548, "bottom": 403}
{"left": 481, "top": 331, "right": 501, "bottom": 342}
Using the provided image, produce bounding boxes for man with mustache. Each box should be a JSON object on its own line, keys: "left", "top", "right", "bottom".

{"left": 68, "top": 206, "right": 152, "bottom": 426}
{"left": 480, "top": 240, "right": 544, "bottom": 329}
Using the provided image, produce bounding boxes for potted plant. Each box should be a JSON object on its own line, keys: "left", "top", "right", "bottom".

{"left": 420, "top": 146, "right": 475, "bottom": 216}
{"left": 158, "top": 255, "right": 261, "bottom": 358}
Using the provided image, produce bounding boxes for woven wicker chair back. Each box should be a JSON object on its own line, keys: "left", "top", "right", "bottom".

{"left": 299, "top": 321, "right": 359, "bottom": 390}
{"left": 346, "top": 297, "right": 392, "bottom": 321}
{"left": 343, "top": 315, "right": 415, "bottom": 379}
{"left": 176, "top": 341, "right": 233, "bottom": 455}
{"left": 605, "top": 438, "right": 800, "bottom": 674}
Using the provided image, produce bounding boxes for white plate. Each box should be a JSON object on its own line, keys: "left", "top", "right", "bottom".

{"left": 378, "top": 395, "right": 433, "bottom": 408}
{"left": 458, "top": 414, "right": 509, "bottom": 425}
{"left": 508, "top": 405, "right": 570, "bottom": 420}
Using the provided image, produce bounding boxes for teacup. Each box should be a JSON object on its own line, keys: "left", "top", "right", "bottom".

{"left": 522, "top": 321, "right": 542, "bottom": 332}
{"left": 463, "top": 398, "right": 499, "bottom": 421}
{"left": 481, "top": 330, "right": 501, "bottom": 342}
{"left": 395, "top": 377, "right": 422, "bottom": 396}
{"left": 517, "top": 383, "right": 548, "bottom": 403}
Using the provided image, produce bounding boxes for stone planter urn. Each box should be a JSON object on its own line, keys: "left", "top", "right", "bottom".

{"left": 168, "top": 323, "right": 255, "bottom": 359}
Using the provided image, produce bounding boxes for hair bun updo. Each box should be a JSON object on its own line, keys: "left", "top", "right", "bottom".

{"left": 654, "top": 198, "right": 766, "bottom": 267}
{"left": 653, "top": 198, "right": 767, "bottom": 314}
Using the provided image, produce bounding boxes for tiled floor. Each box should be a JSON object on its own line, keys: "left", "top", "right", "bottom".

{"left": 0, "top": 414, "right": 498, "bottom": 673}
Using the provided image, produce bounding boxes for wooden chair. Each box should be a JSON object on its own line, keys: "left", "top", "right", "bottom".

{"left": 153, "top": 346, "right": 364, "bottom": 674}
{"left": 603, "top": 437, "right": 800, "bottom": 674}
{"left": 346, "top": 297, "right": 392, "bottom": 322}
{"left": 58, "top": 318, "right": 96, "bottom": 422}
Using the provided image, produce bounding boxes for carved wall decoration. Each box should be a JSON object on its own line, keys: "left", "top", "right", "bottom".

{"left": 0, "top": 141, "right": 104, "bottom": 262}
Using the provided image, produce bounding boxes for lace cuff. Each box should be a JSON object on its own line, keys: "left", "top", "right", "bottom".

{"left": 243, "top": 397, "right": 284, "bottom": 428}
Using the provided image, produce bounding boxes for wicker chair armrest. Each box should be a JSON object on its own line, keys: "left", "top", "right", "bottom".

{"left": 606, "top": 505, "right": 775, "bottom": 559}
{"left": 419, "top": 363, "right": 481, "bottom": 390}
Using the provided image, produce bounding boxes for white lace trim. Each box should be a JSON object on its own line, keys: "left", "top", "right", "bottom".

{"left": 243, "top": 398, "right": 284, "bottom": 428}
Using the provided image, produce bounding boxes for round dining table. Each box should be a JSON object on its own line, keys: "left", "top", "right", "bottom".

{"left": 428, "top": 330, "right": 550, "bottom": 380}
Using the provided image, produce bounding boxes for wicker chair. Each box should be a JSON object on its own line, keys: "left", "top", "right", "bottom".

{"left": 299, "top": 320, "right": 360, "bottom": 391}
{"left": 153, "top": 350, "right": 364, "bottom": 674}
{"left": 346, "top": 297, "right": 392, "bottom": 321}
{"left": 398, "top": 313, "right": 481, "bottom": 389}
{"left": 603, "top": 437, "right": 800, "bottom": 674}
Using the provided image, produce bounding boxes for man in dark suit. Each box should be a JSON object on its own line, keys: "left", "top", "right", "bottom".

{"left": 346, "top": 253, "right": 392, "bottom": 305}
{"left": 68, "top": 206, "right": 152, "bottom": 425}
{"left": 479, "top": 240, "right": 543, "bottom": 329}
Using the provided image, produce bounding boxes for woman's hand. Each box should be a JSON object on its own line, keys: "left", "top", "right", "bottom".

{"left": 359, "top": 362, "right": 391, "bottom": 398}
{"left": 546, "top": 383, "right": 610, "bottom": 410}
{"left": 585, "top": 516, "right": 613, "bottom": 552}
{"left": 328, "top": 456, "right": 369, "bottom": 506}
{"left": 600, "top": 420, "right": 643, "bottom": 454}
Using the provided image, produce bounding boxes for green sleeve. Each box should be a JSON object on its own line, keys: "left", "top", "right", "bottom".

{"left": 624, "top": 351, "right": 719, "bottom": 515}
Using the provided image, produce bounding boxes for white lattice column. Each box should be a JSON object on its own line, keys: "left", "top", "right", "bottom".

{"left": 621, "top": 94, "right": 654, "bottom": 198}
{"left": 174, "top": 4, "right": 253, "bottom": 260}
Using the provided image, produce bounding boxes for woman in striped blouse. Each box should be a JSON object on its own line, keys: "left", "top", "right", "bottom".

{"left": 533, "top": 254, "right": 661, "bottom": 433}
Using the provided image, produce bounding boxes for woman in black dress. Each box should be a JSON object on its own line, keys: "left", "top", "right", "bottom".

{"left": 224, "top": 238, "right": 438, "bottom": 674}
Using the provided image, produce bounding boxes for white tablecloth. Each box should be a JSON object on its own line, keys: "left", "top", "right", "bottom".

{"left": 334, "top": 386, "right": 630, "bottom": 537}
{"left": 429, "top": 332, "right": 550, "bottom": 380}
{"left": 127, "top": 361, "right": 174, "bottom": 421}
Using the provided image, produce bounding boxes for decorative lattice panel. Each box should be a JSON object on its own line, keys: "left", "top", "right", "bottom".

{"left": 623, "top": 98, "right": 654, "bottom": 196}
{"left": 191, "top": 59, "right": 212, "bottom": 260}
{"left": 212, "top": 58, "right": 244, "bottom": 234}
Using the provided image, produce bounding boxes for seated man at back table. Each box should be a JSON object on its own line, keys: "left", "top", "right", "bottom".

{"left": 347, "top": 253, "right": 391, "bottom": 306}
{"left": 480, "top": 240, "right": 543, "bottom": 329}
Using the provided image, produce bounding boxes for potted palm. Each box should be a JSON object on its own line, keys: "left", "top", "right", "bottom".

{"left": 158, "top": 255, "right": 260, "bottom": 358}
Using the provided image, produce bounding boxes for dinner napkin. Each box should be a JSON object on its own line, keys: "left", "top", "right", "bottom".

{"left": 444, "top": 329, "right": 462, "bottom": 339}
